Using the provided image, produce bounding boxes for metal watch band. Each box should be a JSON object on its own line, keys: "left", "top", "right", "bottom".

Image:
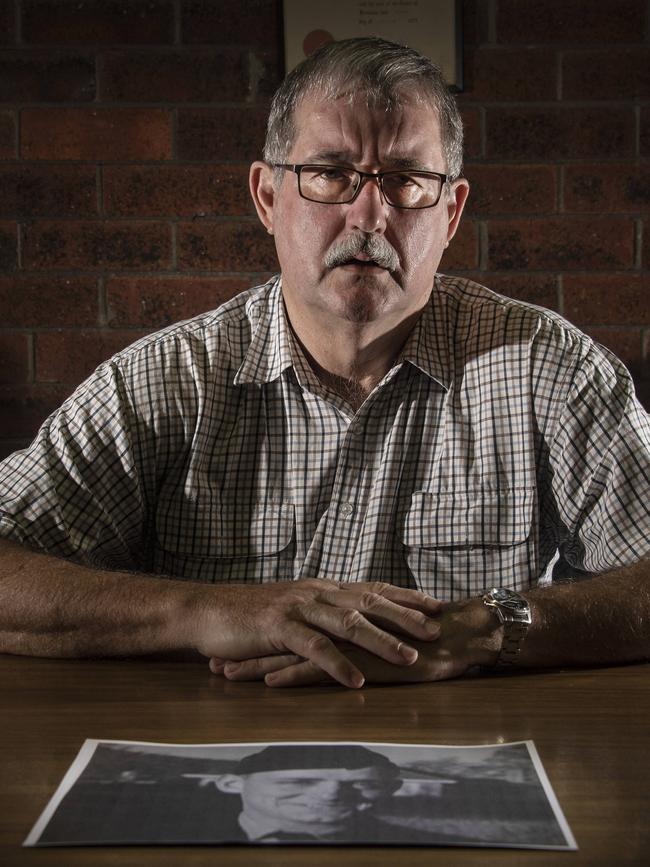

{"left": 482, "top": 588, "right": 532, "bottom": 668}
{"left": 498, "top": 619, "right": 529, "bottom": 666}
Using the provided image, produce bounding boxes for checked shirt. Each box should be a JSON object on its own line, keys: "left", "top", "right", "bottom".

{"left": 1, "top": 274, "right": 648, "bottom": 599}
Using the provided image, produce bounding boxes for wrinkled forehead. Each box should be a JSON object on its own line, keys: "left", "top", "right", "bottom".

{"left": 289, "top": 88, "right": 442, "bottom": 165}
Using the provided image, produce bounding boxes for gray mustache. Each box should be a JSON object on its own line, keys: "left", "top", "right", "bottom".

{"left": 324, "top": 233, "right": 400, "bottom": 271}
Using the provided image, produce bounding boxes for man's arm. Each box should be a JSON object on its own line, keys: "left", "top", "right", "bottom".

{"left": 215, "top": 559, "right": 650, "bottom": 686}
{"left": 0, "top": 537, "right": 442, "bottom": 688}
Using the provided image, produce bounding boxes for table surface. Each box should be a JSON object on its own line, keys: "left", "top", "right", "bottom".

{"left": 1, "top": 654, "right": 648, "bottom": 867}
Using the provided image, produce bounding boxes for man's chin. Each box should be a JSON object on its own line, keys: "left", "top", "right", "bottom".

{"left": 326, "top": 270, "right": 395, "bottom": 322}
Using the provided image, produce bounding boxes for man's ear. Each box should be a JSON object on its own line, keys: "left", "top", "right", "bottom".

{"left": 250, "top": 161, "right": 277, "bottom": 234}
{"left": 214, "top": 774, "right": 245, "bottom": 794}
{"left": 445, "top": 178, "right": 470, "bottom": 244}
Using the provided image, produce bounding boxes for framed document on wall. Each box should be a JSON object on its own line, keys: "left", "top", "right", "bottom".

{"left": 283, "top": 0, "right": 463, "bottom": 90}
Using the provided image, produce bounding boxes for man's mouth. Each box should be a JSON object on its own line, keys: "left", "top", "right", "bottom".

{"left": 339, "top": 256, "right": 386, "bottom": 270}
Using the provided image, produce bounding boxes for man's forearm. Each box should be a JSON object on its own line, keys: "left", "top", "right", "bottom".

{"left": 0, "top": 537, "right": 204, "bottom": 657}
{"left": 518, "top": 558, "right": 650, "bottom": 669}
{"left": 0, "top": 537, "right": 442, "bottom": 688}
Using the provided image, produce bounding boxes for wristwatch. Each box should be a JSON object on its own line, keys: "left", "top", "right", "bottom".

{"left": 482, "top": 587, "right": 532, "bottom": 667}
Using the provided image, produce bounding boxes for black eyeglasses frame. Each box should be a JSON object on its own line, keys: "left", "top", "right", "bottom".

{"left": 271, "top": 163, "right": 449, "bottom": 209}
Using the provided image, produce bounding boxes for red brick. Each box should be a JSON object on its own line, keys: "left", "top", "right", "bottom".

{"left": 460, "top": 48, "right": 557, "bottom": 102}
{"left": 563, "top": 274, "right": 650, "bottom": 326}
{"left": 0, "top": 333, "right": 30, "bottom": 384}
{"left": 641, "top": 109, "right": 650, "bottom": 158}
{"left": 106, "top": 276, "right": 251, "bottom": 327}
{"left": 103, "top": 165, "right": 253, "bottom": 218}
{"left": 0, "top": 384, "right": 71, "bottom": 439}
{"left": 0, "top": 276, "right": 98, "bottom": 327}
{"left": 440, "top": 219, "right": 479, "bottom": 271}
{"left": 462, "top": 272, "right": 560, "bottom": 311}
{"left": 488, "top": 218, "right": 634, "bottom": 271}
{"left": 21, "top": 108, "right": 172, "bottom": 161}
{"left": 582, "top": 327, "right": 644, "bottom": 373}
{"left": 181, "top": 0, "right": 281, "bottom": 47}
{"left": 460, "top": 108, "right": 481, "bottom": 161}
{"left": 22, "top": 221, "right": 172, "bottom": 271}
{"left": 486, "top": 107, "right": 634, "bottom": 160}
{"left": 0, "top": 0, "right": 16, "bottom": 44}
{"left": 101, "top": 49, "right": 248, "bottom": 103}
{"left": 0, "top": 165, "right": 96, "bottom": 218}
{"left": 0, "top": 221, "right": 17, "bottom": 270}
{"left": 464, "top": 164, "right": 556, "bottom": 216}
{"left": 0, "top": 51, "right": 95, "bottom": 103}
{"left": 563, "top": 49, "right": 650, "bottom": 101}
{"left": 177, "top": 221, "right": 278, "bottom": 272}
{"left": 177, "top": 106, "right": 269, "bottom": 162}
{"left": 0, "top": 110, "right": 15, "bottom": 158}
{"left": 564, "top": 163, "right": 650, "bottom": 213}
{"left": 496, "top": 0, "right": 645, "bottom": 44}
{"left": 36, "top": 329, "right": 146, "bottom": 384}
{"left": 22, "top": 0, "right": 174, "bottom": 45}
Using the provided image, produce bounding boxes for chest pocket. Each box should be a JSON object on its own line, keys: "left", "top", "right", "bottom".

{"left": 154, "top": 498, "right": 295, "bottom": 582}
{"left": 399, "top": 488, "right": 536, "bottom": 597}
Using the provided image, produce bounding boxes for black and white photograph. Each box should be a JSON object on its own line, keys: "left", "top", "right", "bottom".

{"left": 25, "top": 739, "right": 576, "bottom": 849}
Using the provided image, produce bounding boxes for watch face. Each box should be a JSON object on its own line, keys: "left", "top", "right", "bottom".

{"left": 490, "top": 589, "right": 528, "bottom": 611}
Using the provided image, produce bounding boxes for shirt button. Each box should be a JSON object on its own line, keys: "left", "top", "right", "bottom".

{"left": 339, "top": 502, "right": 355, "bottom": 518}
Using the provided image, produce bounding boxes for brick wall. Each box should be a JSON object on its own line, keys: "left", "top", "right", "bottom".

{"left": 1, "top": 0, "right": 649, "bottom": 458}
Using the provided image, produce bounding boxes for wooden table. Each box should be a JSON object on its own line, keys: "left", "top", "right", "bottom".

{"left": 1, "top": 655, "right": 648, "bottom": 866}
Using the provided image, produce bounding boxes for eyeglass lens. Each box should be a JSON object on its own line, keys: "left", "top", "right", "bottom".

{"left": 298, "top": 166, "right": 443, "bottom": 208}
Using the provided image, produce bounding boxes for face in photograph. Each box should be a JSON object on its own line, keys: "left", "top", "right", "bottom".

{"left": 216, "top": 765, "right": 400, "bottom": 837}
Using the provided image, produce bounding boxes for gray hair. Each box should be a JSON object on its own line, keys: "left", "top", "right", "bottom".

{"left": 263, "top": 36, "right": 464, "bottom": 180}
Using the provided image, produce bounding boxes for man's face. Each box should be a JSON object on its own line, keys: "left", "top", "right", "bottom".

{"left": 235, "top": 766, "right": 397, "bottom": 833}
{"left": 251, "top": 88, "right": 468, "bottom": 331}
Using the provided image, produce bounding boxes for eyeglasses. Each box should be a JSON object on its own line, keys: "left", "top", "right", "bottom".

{"left": 272, "top": 164, "right": 448, "bottom": 209}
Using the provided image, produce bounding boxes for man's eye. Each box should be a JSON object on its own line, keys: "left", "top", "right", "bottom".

{"left": 319, "top": 169, "right": 348, "bottom": 181}
{"left": 389, "top": 174, "right": 418, "bottom": 187}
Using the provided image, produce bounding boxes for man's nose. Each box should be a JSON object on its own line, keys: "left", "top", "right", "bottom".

{"left": 344, "top": 176, "right": 388, "bottom": 234}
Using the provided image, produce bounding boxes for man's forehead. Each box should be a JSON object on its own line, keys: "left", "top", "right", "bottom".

{"left": 245, "top": 766, "right": 387, "bottom": 781}
{"left": 290, "top": 89, "right": 442, "bottom": 165}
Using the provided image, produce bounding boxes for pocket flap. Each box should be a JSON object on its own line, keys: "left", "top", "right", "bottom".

{"left": 400, "top": 489, "right": 534, "bottom": 548}
{"left": 156, "top": 499, "right": 294, "bottom": 559}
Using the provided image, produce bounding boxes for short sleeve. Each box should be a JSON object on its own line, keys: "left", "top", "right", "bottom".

{"left": 548, "top": 340, "right": 650, "bottom": 572}
{"left": 0, "top": 361, "right": 151, "bottom": 570}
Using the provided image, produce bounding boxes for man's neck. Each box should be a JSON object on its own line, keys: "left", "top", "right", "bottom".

{"left": 284, "top": 300, "right": 423, "bottom": 410}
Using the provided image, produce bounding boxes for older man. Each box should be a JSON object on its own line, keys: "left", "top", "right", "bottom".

{"left": 0, "top": 38, "right": 648, "bottom": 688}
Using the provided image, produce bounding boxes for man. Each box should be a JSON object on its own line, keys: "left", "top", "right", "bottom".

{"left": 0, "top": 38, "right": 648, "bottom": 688}
{"left": 211, "top": 744, "right": 402, "bottom": 843}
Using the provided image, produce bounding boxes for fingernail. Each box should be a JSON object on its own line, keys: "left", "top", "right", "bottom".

{"left": 398, "top": 643, "right": 418, "bottom": 663}
{"left": 224, "top": 662, "right": 240, "bottom": 675}
{"left": 351, "top": 673, "right": 365, "bottom": 689}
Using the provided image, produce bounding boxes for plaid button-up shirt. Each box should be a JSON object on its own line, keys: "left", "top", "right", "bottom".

{"left": 1, "top": 275, "right": 648, "bottom": 599}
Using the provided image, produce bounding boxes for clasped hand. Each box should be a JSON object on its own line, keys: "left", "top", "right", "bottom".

{"left": 207, "top": 590, "right": 501, "bottom": 688}
{"left": 199, "top": 578, "right": 442, "bottom": 689}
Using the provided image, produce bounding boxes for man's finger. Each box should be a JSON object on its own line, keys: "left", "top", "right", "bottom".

{"left": 265, "top": 659, "right": 332, "bottom": 688}
{"left": 323, "top": 588, "right": 441, "bottom": 641}
{"left": 282, "top": 623, "right": 365, "bottom": 688}
{"left": 296, "top": 601, "right": 421, "bottom": 667}
{"left": 222, "top": 654, "right": 301, "bottom": 681}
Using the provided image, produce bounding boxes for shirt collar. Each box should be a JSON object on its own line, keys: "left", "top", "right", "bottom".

{"left": 234, "top": 275, "right": 294, "bottom": 386}
{"left": 397, "top": 275, "right": 451, "bottom": 391}
{"left": 234, "top": 273, "right": 451, "bottom": 391}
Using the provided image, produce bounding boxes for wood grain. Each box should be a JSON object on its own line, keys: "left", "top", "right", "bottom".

{"left": 1, "top": 656, "right": 648, "bottom": 866}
